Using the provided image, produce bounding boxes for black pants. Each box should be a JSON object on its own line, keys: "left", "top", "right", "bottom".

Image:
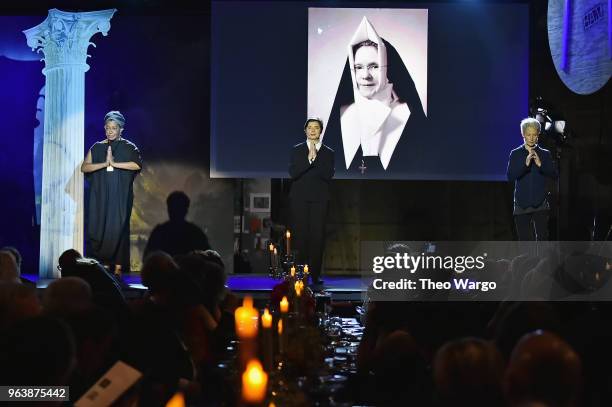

{"left": 514, "top": 210, "right": 549, "bottom": 241}
{"left": 290, "top": 199, "right": 328, "bottom": 283}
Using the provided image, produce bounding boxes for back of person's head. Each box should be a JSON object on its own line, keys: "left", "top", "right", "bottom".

{"left": 0, "top": 250, "right": 19, "bottom": 282}
{"left": 43, "top": 277, "right": 92, "bottom": 317}
{"left": 0, "top": 282, "right": 41, "bottom": 330}
{"left": 141, "top": 251, "right": 179, "bottom": 293}
{"left": 1, "top": 246, "right": 22, "bottom": 272}
{"left": 200, "top": 249, "right": 225, "bottom": 271}
{"left": 0, "top": 315, "right": 76, "bottom": 385}
{"left": 58, "top": 248, "right": 83, "bottom": 273}
{"left": 166, "top": 191, "right": 190, "bottom": 221}
{"left": 433, "top": 337, "right": 505, "bottom": 407}
{"left": 374, "top": 329, "right": 431, "bottom": 406}
{"left": 64, "top": 306, "right": 117, "bottom": 377}
{"left": 61, "top": 256, "right": 103, "bottom": 278}
{"left": 176, "top": 251, "right": 226, "bottom": 310}
{"left": 66, "top": 305, "right": 116, "bottom": 345}
{"left": 505, "top": 330, "right": 582, "bottom": 407}
{"left": 494, "top": 301, "right": 561, "bottom": 360}
{"left": 141, "top": 251, "right": 201, "bottom": 308}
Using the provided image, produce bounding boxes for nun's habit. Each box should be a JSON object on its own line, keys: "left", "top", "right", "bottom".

{"left": 323, "top": 17, "right": 427, "bottom": 178}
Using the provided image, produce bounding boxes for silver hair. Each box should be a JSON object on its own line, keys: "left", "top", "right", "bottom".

{"left": 520, "top": 117, "right": 541, "bottom": 136}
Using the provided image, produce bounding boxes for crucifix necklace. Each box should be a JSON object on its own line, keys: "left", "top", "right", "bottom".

{"left": 358, "top": 159, "right": 367, "bottom": 175}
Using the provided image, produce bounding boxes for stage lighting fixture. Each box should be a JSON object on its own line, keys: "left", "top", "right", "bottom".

{"left": 530, "top": 97, "right": 569, "bottom": 143}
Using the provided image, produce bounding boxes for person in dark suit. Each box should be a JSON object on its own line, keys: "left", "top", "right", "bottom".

{"left": 289, "top": 118, "right": 335, "bottom": 286}
{"left": 507, "top": 117, "right": 558, "bottom": 240}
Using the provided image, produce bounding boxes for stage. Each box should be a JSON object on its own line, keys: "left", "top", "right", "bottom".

{"left": 24, "top": 273, "right": 367, "bottom": 302}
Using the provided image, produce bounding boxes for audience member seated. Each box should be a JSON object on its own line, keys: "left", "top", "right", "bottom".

{"left": 0, "top": 316, "right": 76, "bottom": 386}
{"left": 1, "top": 246, "right": 34, "bottom": 285}
{"left": 58, "top": 248, "right": 83, "bottom": 271}
{"left": 143, "top": 191, "right": 211, "bottom": 259}
{"left": 124, "top": 252, "right": 203, "bottom": 406}
{"left": 433, "top": 337, "right": 505, "bottom": 407}
{"left": 58, "top": 249, "right": 128, "bottom": 319}
{"left": 357, "top": 301, "right": 414, "bottom": 373}
{"left": 505, "top": 330, "right": 582, "bottom": 407}
{"left": 373, "top": 329, "right": 432, "bottom": 406}
{"left": 199, "top": 249, "right": 241, "bottom": 314}
{"left": 490, "top": 301, "right": 562, "bottom": 361}
{"left": 43, "top": 277, "right": 93, "bottom": 319}
{"left": 175, "top": 250, "right": 237, "bottom": 357}
{"left": 0, "top": 250, "right": 19, "bottom": 283}
{"left": 0, "top": 281, "right": 41, "bottom": 331}
{"left": 65, "top": 306, "right": 120, "bottom": 400}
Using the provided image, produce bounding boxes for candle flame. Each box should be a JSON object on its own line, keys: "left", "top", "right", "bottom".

{"left": 280, "top": 296, "right": 289, "bottom": 313}
{"left": 262, "top": 308, "right": 272, "bottom": 328}
{"left": 242, "top": 359, "right": 268, "bottom": 403}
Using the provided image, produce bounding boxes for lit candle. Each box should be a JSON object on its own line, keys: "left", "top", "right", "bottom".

{"left": 268, "top": 243, "right": 274, "bottom": 268}
{"left": 294, "top": 281, "right": 302, "bottom": 297}
{"left": 290, "top": 266, "right": 296, "bottom": 278}
{"left": 235, "top": 296, "right": 259, "bottom": 339}
{"left": 303, "top": 264, "right": 309, "bottom": 274}
{"left": 261, "top": 308, "right": 273, "bottom": 371}
{"left": 273, "top": 247, "right": 278, "bottom": 267}
{"left": 280, "top": 296, "right": 289, "bottom": 314}
{"left": 165, "top": 392, "right": 185, "bottom": 407}
{"left": 285, "top": 230, "right": 291, "bottom": 254}
{"left": 242, "top": 359, "right": 268, "bottom": 404}
{"left": 261, "top": 308, "right": 272, "bottom": 328}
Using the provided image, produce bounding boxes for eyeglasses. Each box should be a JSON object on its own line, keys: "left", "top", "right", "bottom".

{"left": 354, "top": 64, "right": 386, "bottom": 74}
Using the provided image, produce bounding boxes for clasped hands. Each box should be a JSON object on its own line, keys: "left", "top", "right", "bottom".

{"left": 106, "top": 146, "right": 116, "bottom": 167}
{"left": 525, "top": 147, "right": 541, "bottom": 167}
{"left": 308, "top": 143, "right": 317, "bottom": 162}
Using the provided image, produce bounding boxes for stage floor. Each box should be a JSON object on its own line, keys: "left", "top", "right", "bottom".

{"left": 25, "top": 273, "right": 366, "bottom": 301}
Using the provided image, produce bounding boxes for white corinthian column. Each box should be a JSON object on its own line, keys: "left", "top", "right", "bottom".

{"left": 23, "top": 8, "right": 116, "bottom": 278}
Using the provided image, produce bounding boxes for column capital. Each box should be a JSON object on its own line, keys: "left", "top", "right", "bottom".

{"left": 23, "top": 8, "right": 116, "bottom": 73}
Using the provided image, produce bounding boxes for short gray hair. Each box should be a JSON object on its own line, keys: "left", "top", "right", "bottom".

{"left": 520, "top": 117, "right": 541, "bottom": 136}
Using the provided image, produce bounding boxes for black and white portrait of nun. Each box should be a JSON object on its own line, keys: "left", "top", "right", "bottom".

{"left": 323, "top": 16, "right": 427, "bottom": 177}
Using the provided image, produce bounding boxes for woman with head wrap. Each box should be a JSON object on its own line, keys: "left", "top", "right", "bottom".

{"left": 323, "top": 17, "right": 427, "bottom": 178}
{"left": 81, "top": 111, "right": 143, "bottom": 278}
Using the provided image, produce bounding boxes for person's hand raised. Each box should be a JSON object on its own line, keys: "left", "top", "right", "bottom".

{"left": 532, "top": 150, "right": 541, "bottom": 167}
{"left": 525, "top": 148, "right": 534, "bottom": 166}
{"left": 308, "top": 142, "right": 317, "bottom": 162}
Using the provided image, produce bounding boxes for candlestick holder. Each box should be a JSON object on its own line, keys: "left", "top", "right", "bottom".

{"left": 268, "top": 266, "right": 284, "bottom": 279}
